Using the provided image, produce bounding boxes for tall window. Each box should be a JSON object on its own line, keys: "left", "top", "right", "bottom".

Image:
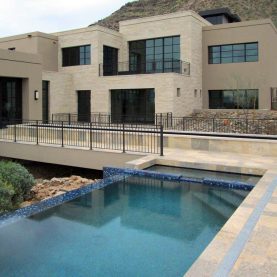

{"left": 0, "top": 77, "right": 22, "bottom": 121}
{"left": 42, "top": 81, "right": 49, "bottom": 123}
{"left": 111, "top": 89, "right": 155, "bottom": 123}
{"left": 209, "top": 42, "right": 258, "bottom": 64}
{"left": 103, "top": 46, "right": 118, "bottom": 76}
{"left": 209, "top": 90, "right": 259, "bottom": 109}
{"left": 129, "top": 36, "right": 180, "bottom": 73}
{"left": 62, "top": 45, "right": 91, "bottom": 67}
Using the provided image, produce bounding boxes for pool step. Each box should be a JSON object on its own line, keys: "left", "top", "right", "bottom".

{"left": 209, "top": 190, "right": 245, "bottom": 208}
{"left": 192, "top": 191, "right": 235, "bottom": 219}
{"left": 229, "top": 189, "right": 248, "bottom": 201}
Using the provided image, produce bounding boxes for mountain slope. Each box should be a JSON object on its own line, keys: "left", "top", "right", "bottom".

{"left": 94, "top": 0, "right": 277, "bottom": 30}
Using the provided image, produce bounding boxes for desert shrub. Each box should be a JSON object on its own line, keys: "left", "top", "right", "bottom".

{"left": 0, "top": 161, "right": 35, "bottom": 206}
{"left": 0, "top": 179, "right": 15, "bottom": 214}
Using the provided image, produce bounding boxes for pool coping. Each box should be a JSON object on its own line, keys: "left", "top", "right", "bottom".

{"left": 103, "top": 166, "right": 255, "bottom": 191}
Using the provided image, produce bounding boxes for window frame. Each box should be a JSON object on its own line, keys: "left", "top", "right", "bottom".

{"left": 208, "top": 42, "right": 258, "bottom": 64}
{"left": 129, "top": 35, "right": 181, "bottom": 74}
{"left": 209, "top": 89, "right": 259, "bottom": 109}
{"left": 62, "top": 45, "right": 91, "bottom": 67}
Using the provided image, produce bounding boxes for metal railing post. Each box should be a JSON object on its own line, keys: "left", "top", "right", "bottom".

{"left": 61, "top": 121, "right": 64, "bottom": 147}
{"left": 122, "top": 122, "right": 126, "bottom": 153}
{"left": 160, "top": 125, "right": 164, "bottom": 156}
{"left": 14, "top": 123, "right": 16, "bottom": 142}
{"left": 183, "top": 117, "right": 185, "bottom": 131}
{"left": 51, "top": 114, "right": 54, "bottom": 124}
{"left": 36, "top": 120, "right": 39, "bottom": 145}
{"left": 68, "top": 113, "right": 71, "bottom": 125}
{"left": 89, "top": 122, "right": 92, "bottom": 150}
{"left": 212, "top": 118, "right": 215, "bottom": 132}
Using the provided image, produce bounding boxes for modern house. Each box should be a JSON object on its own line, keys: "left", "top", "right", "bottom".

{"left": 0, "top": 8, "right": 277, "bottom": 123}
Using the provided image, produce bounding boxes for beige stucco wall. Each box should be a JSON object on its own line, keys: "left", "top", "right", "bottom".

{"left": 202, "top": 19, "right": 277, "bottom": 110}
{"left": 0, "top": 49, "right": 43, "bottom": 120}
{"left": 165, "top": 134, "right": 277, "bottom": 157}
{"left": 42, "top": 71, "right": 74, "bottom": 116}
{"left": 0, "top": 32, "right": 58, "bottom": 71}
{"left": 0, "top": 141, "right": 144, "bottom": 170}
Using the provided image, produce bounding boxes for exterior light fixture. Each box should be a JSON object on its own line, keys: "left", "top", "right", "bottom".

{"left": 34, "top": 90, "right": 39, "bottom": 100}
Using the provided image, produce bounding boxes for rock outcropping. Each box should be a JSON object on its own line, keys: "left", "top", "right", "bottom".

{"left": 20, "top": 176, "right": 98, "bottom": 207}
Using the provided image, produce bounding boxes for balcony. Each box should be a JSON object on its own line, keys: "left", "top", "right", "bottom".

{"left": 99, "top": 60, "right": 190, "bottom": 76}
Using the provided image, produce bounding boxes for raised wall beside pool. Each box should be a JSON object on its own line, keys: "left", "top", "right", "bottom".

{"left": 0, "top": 141, "right": 144, "bottom": 170}
{"left": 164, "top": 134, "right": 277, "bottom": 157}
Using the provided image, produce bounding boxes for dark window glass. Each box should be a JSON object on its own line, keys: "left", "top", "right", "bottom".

{"left": 103, "top": 46, "right": 118, "bottom": 76}
{"left": 208, "top": 42, "right": 258, "bottom": 64}
{"left": 62, "top": 45, "right": 91, "bottom": 67}
{"left": 164, "top": 37, "right": 173, "bottom": 46}
{"left": 129, "top": 36, "right": 180, "bottom": 74}
{"left": 0, "top": 77, "right": 22, "bottom": 121}
{"left": 111, "top": 89, "right": 155, "bottom": 123}
{"left": 42, "top": 80, "right": 49, "bottom": 123}
{"left": 209, "top": 90, "right": 259, "bottom": 109}
{"left": 77, "top": 90, "right": 91, "bottom": 122}
{"left": 204, "top": 15, "right": 225, "bottom": 25}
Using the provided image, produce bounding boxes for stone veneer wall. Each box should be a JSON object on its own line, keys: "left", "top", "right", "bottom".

{"left": 44, "top": 11, "right": 209, "bottom": 117}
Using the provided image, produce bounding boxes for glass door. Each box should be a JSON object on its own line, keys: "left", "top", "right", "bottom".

{"left": 77, "top": 90, "right": 91, "bottom": 122}
{"left": 0, "top": 77, "right": 22, "bottom": 123}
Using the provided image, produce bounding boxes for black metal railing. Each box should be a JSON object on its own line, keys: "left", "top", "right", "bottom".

{"left": 51, "top": 113, "right": 277, "bottom": 135}
{"left": 0, "top": 120, "right": 164, "bottom": 155}
{"left": 159, "top": 116, "right": 277, "bottom": 135}
{"left": 99, "top": 60, "right": 190, "bottom": 76}
{"left": 52, "top": 113, "right": 172, "bottom": 125}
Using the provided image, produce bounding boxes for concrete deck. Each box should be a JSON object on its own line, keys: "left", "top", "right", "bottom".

{"left": 126, "top": 148, "right": 277, "bottom": 276}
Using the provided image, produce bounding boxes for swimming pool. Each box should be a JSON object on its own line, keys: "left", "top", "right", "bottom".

{"left": 0, "top": 175, "right": 249, "bottom": 277}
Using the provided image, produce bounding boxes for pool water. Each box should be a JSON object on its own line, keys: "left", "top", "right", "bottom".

{"left": 147, "top": 165, "right": 260, "bottom": 185}
{"left": 0, "top": 176, "right": 249, "bottom": 277}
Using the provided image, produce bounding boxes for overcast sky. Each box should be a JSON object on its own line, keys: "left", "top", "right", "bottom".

{"left": 0, "top": 0, "right": 135, "bottom": 37}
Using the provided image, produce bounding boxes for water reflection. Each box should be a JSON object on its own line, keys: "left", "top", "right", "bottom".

{"left": 30, "top": 176, "right": 248, "bottom": 241}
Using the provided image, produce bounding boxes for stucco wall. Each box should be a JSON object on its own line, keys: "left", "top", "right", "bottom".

{"left": 0, "top": 141, "right": 144, "bottom": 170}
{"left": 0, "top": 32, "right": 58, "bottom": 71}
{"left": 202, "top": 19, "right": 277, "bottom": 110}
{"left": 0, "top": 49, "right": 43, "bottom": 120}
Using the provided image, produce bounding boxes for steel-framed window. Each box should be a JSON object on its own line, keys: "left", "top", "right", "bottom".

{"left": 208, "top": 42, "right": 258, "bottom": 64}
{"left": 209, "top": 89, "right": 259, "bottom": 109}
{"left": 62, "top": 45, "right": 91, "bottom": 66}
{"left": 129, "top": 36, "right": 180, "bottom": 73}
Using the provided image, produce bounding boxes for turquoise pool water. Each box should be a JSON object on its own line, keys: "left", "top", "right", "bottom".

{"left": 0, "top": 176, "right": 249, "bottom": 277}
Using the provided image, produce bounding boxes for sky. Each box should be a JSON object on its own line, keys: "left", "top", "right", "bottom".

{"left": 0, "top": 0, "right": 135, "bottom": 37}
